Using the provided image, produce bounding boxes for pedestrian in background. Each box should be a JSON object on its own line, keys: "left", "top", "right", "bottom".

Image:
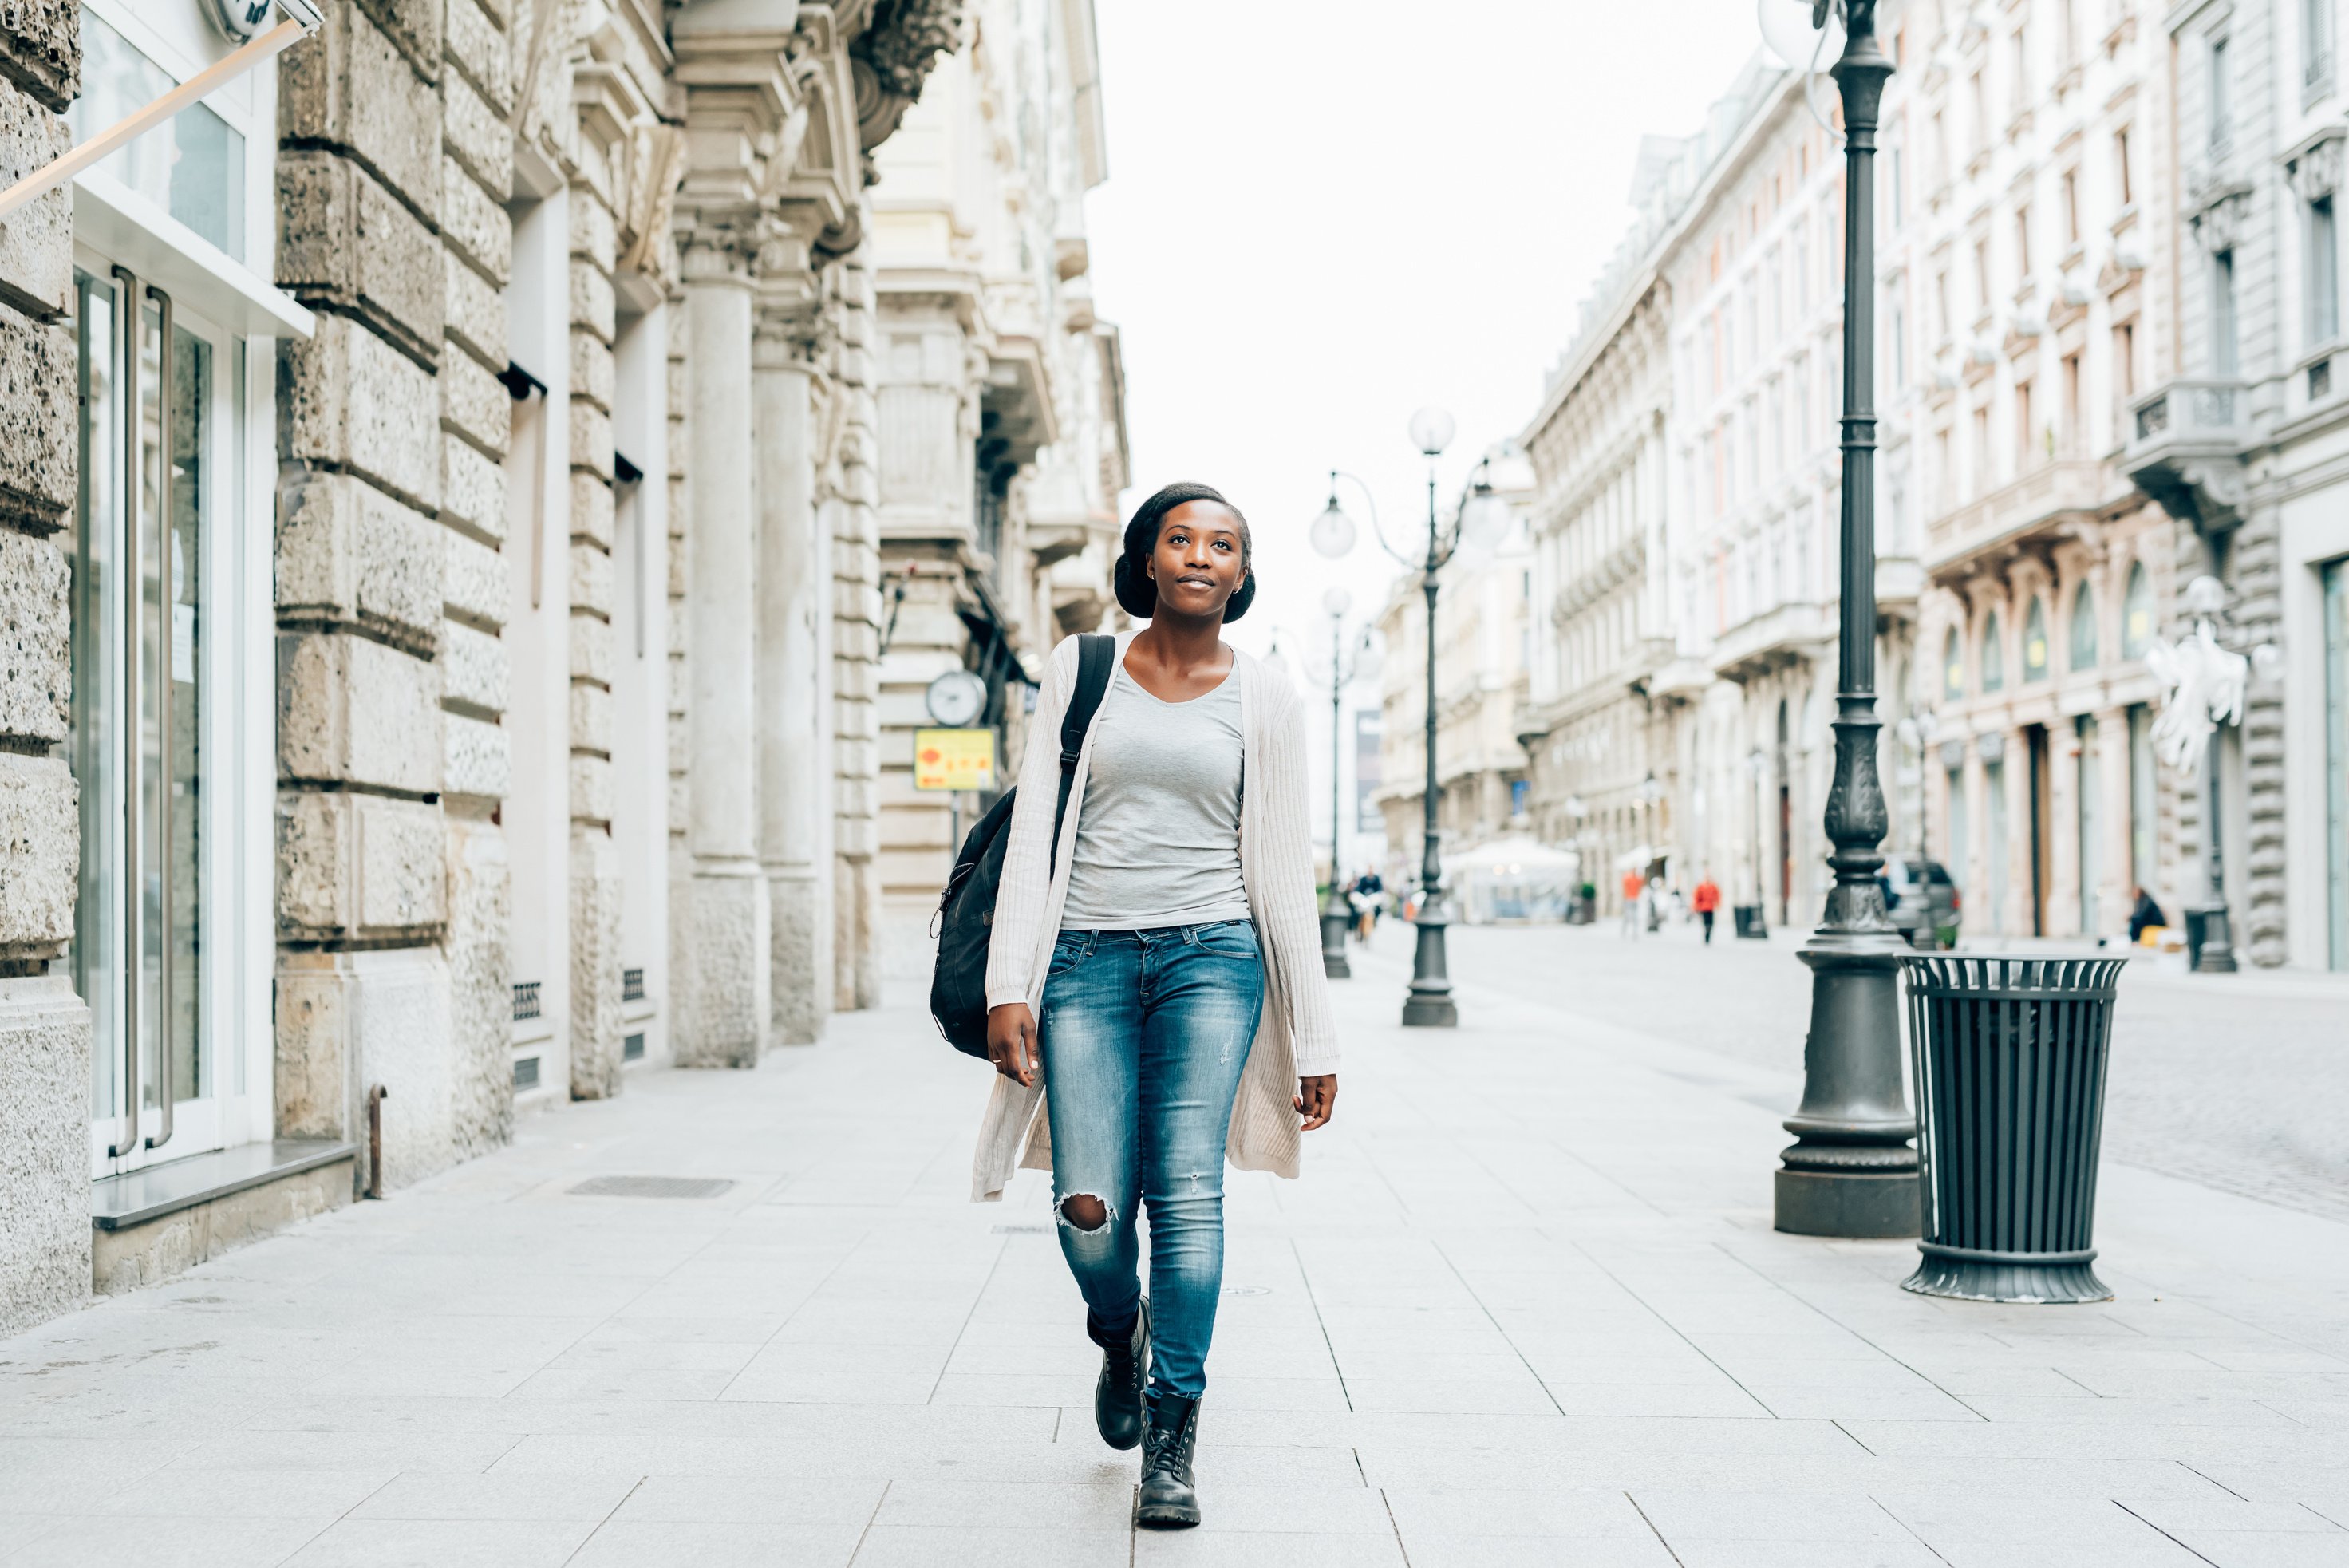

{"left": 2129, "top": 885, "right": 2167, "bottom": 943}
{"left": 1620, "top": 867, "right": 1644, "bottom": 939}
{"left": 1692, "top": 871, "right": 1721, "bottom": 944}
{"left": 979, "top": 483, "right": 1339, "bottom": 1531}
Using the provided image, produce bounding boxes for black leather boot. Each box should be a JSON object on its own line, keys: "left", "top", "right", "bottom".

{"left": 1090, "top": 1298, "right": 1148, "bottom": 1451}
{"left": 1135, "top": 1390, "right": 1202, "bottom": 1528}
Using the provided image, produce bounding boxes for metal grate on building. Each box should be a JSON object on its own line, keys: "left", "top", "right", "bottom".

{"left": 511, "top": 981, "right": 541, "bottom": 1021}
{"left": 621, "top": 967, "right": 645, "bottom": 1002}
{"left": 622, "top": 1032, "right": 645, "bottom": 1062}
{"left": 568, "top": 1175, "right": 733, "bottom": 1200}
{"left": 513, "top": 1056, "right": 540, "bottom": 1090}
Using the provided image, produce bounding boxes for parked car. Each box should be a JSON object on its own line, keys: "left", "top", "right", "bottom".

{"left": 1879, "top": 855, "right": 1960, "bottom": 949}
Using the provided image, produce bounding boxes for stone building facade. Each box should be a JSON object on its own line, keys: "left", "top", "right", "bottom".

{"left": 2126, "top": 0, "right": 2349, "bottom": 970}
{"left": 1372, "top": 527, "right": 1533, "bottom": 883}
{"left": 1516, "top": 258, "right": 1681, "bottom": 916}
{"left": 0, "top": 0, "right": 1126, "bottom": 1339}
{"left": 1893, "top": 0, "right": 2185, "bottom": 944}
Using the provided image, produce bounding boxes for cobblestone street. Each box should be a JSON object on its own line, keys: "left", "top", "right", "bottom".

{"left": 3, "top": 927, "right": 2347, "bottom": 1565}
{"left": 1437, "top": 920, "right": 2349, "bottom": 1226}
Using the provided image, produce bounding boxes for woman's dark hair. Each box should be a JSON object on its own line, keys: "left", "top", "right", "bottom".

{"left": 1113, "top": 482, "right": 1255, "bottom": 622}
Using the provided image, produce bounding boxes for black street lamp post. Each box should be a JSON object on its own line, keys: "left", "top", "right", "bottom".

{"left": 1313, "top": 419, "right": 1534, "bottom": 1029}
{"left": 1307, "top": 588, "right": 1374, "bottom": 979}
{"left": 1767, "top": 0, "right": 1921, "bottom": 1239}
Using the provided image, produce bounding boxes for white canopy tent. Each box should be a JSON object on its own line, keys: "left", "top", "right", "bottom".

{"left": 1451, "top": 835, "right": 1584, "bottom": 925}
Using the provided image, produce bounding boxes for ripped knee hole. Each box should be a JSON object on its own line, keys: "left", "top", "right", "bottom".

{"left": 1056, "top": 1193, "right": 1111, "bottom": 1231}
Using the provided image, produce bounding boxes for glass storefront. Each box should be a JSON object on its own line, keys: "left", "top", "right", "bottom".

{"left": 70, "top": 267, "right": 222, "bottom": 1168}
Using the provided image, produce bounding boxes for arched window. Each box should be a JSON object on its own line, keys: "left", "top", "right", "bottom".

{"left": 1981, "top": 610, "right": 2005, "bottom": 692}
{"left": 2122, "top": 559, "right": 2153, "bottom": 658}
{"left": 2069, "top": 582, "right": 2098, "bottom": 669}
{"left": 2023, "top": 596, "right": 2051, "bottom": 681}
{"left": 1943, "top": 626, "right": 1966, "bottom": 701}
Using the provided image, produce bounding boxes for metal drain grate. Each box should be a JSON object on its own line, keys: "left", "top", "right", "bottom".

{"left": 568, "top": 1175, "right": 735, "bottom": 1200}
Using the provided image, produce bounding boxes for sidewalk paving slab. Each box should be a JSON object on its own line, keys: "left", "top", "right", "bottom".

{"left": 2, "top": 927, "right": 2347, "bottom": 1566}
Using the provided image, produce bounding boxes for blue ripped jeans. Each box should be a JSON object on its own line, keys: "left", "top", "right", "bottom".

{"left": 1040, "top": 922, "right": 1264, "bottom": 1401}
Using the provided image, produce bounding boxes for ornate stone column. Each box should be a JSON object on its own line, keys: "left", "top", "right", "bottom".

{"left": 755, "top": 263, "right": 835, "bottom": 1045}
{"left": 678, "top": 225, "right": 771, "bottom": 1066}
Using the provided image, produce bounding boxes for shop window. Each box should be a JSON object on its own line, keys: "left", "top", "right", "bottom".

{"left": 69, "top": 15, "right": 247, "bottom": 263}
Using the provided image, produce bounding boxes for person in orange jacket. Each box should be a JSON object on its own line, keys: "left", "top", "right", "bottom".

{"left": 1619, "top": 867, "right": 1645, "bottom": 939}
{"left": 1692, "top": 871, "right": 1723, "bottom": 944}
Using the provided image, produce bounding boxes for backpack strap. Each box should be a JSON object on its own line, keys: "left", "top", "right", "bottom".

{"left": 1050, "top": 634, "right": 1118, "bottom": 855}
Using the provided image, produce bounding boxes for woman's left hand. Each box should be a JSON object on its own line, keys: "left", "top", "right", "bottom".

{"left": 1295, "top": 1075, "right": 1337, "bottom": 1132}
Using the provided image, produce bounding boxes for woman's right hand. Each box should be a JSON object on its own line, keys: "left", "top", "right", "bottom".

{"left": 985, "top": 1002, "right": 1038, "bottom": 1086}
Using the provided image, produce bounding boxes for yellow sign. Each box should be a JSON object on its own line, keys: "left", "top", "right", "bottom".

{"left": 914, "top": 728, "right": 997, "bottom": 792}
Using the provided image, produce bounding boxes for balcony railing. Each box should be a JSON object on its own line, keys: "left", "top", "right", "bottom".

{"left": 2122, "top": 376, "right": 2254, "bottom": 526}
{"left": 1924, "top": 457, "right": 2109, "bottom": 581}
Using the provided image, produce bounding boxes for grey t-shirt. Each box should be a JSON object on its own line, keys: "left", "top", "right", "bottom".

{"left": 1059, "top": 663, "right": 1249, "bottom": 931}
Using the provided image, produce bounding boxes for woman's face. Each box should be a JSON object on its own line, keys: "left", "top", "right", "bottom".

{"left": 1147, "top": 500, "right": 1248, "bottom": 620}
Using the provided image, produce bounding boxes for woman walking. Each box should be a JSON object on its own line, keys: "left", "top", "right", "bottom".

{"left": 977, "top": 482, "right": 1339, "bottom": 1529}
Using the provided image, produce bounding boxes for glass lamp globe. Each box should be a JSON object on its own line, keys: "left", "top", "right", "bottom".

{"left": 1322, "top": 585, "right": 1353, "bottom": 618}
{"left": 1407, "top": 406, "right": 1456, "bottom": 457}
{"left": 1459, "top": 490, "right": 1513, "bottom": 551}
{"left": 1309, "top": 500, "right": 1357, "bottom": 560}
{"left": 1758, "top": 0, "right": 1843, "bottom": 70}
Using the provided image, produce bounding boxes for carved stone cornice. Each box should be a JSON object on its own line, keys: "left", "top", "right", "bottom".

{"left": 850, "top": 0, "right": 966, "bottom": 152}
{"left": 678, "top": 212, "right": 764, "bottom": 286}
{"left": 2187, "top": 180, "right": 2254, "bottom": 254}
{"left": 2285, "top": 126, "right": 2346, "bottom": 203}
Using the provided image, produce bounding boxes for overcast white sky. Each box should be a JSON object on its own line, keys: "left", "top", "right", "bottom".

{"left": 1084, "top": 0, "right": 1771, "bottom": 669}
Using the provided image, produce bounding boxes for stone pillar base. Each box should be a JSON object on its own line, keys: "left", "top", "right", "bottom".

{"left": 274, "top": 948, "right": 455, "bottom": 1191}
{"left": 681, "top": 863, "right": 771, "bottom": 1067}
{"left": 769, "top": 868, "right": 828, "bottom": 1045}
{"left": 571, "top": 831, "right": 626, "bottom": 1098}
{"left": 0, "top": 975, "right": 92, "bottom": 1337}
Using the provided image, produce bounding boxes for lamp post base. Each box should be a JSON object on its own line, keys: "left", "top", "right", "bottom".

{"left": 1401, "top": 917, "right": 1456, "bottom": 1027}
{"left": 1775, "top": 1168, "right": 1921, "bottom": 1238}
{"left": 1773, "top": 928, "right": 1921, "bottom": 1238}
{"left": 1321, "top": 907, "right": 1352, "bottom": 980}
{"left": 2189, "top": 902, "right": 2238, "bottom": 972}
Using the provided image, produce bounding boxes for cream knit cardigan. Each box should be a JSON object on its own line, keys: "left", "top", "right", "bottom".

{"left": 973, "top": 630, "right": 1340, "bottom": 1202}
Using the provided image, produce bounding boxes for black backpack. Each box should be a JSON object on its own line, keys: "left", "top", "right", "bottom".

{"left": 930, "top": 634, "right": 1117, "bottom": 1057}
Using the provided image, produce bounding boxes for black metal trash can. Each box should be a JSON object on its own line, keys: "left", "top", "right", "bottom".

{"left": 1733, "top": 903, "right": 1767, "bottom": 938}
{"left": 1900, "top": 954, "right": 2128, "bottom": 1303}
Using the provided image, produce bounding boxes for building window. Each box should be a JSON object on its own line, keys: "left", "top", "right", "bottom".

{"left": 1889, "top": 295, "right": 1907, "bottom": 386}
{"left": 2115, "top": 128, "right": 2134, "bottom": 206}
{"left": 2122, "top": 559, "right": 2154, "bottom": 657}
{"left": 2309, "top": 196, "right": 2340, "bottom": 345}
{"left": 1982, "top": 609, "right": 2006, "bottom": 692}
{"left": 2309, "top": 0, "right": 2336, "bottom": 96}
{"left": 2062, "top": 169, "right": 2081, "bottom": 247}
{"left": 2213, "top": 249, "right": 2240, "bottom": 375}
{"left": 1944, "top": 626, "right": 1966, "bottom": 701}
{"left": 2011, "top": 27, "right": 2031, "bottom": 116}
{"left": 1934, "top": 270, "right": 1951, "bottom": 340}
{"left": 1972, "top": 69, "right": 1989, "bottom": 154}
{"left": 2016, "top": 204, "right": 2033, "bottom": 277}
{"left": 2023, "top": 595, "right": 2051, "bottom": 681}
{"left": 2115, "top": 320, "right": 2138, "bottom": 401}
{"left": 1975, "top": 238, "right": 1992, "bottom": 312}
{"left": 2210, "top": 35, "right": 2233, "bottom": 152}
{"left": 2070, "top": 582, "right": 2099, "bottom": 669}
{"left": 2016, "top": 379, "right": 2035, "bottom": 470}
{"left": 2062, "top": 353, "right": 2083, "bottom": 452}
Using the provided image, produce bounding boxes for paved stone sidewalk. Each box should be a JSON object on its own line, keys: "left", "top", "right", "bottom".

{"left": 2, "top": 931, "right": 2347, "bottom": 1567}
